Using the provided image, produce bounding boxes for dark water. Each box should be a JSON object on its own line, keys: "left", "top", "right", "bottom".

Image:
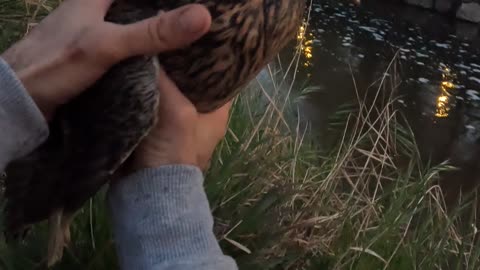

{"left": 288, "top": 0, "right": 480, "bottom": 199}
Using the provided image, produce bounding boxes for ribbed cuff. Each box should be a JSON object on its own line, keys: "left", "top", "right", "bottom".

{"left": 0, "top": 58, "right": 49, "bottom": 165}
{"left": 108, "top": 165, "right": 237, "bottom": 270}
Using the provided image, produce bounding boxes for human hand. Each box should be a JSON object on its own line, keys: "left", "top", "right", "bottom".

{"left": 1, "top": 0, "right": 211, "bottom": 120}
{"left": 131, "top": 68, "right": 232, "bottom": 172}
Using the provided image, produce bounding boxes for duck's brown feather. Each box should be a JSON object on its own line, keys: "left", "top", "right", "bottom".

{"left": 3, "top": 0, "right": 305, "bottom": 265}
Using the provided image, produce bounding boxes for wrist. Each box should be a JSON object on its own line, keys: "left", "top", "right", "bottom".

{"left": 130, "top": 151, "right": 199, "bottom": 172}
{"left": 2, "top": 51, "right": 56, "bottom": 121}
{"left": 17, "top": 72, "right": 56, "bottom": 121}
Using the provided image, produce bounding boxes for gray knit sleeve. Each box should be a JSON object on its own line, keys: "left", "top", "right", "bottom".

{"left": 108, "top": 165, "right": 238, "bottom": 270}
{"left": 0, "top": 58, "right": 49, "bottom": 170}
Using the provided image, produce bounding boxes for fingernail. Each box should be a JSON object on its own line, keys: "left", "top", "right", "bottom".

{"left": 179, "top": 6, "right": 208, "bottom": 33}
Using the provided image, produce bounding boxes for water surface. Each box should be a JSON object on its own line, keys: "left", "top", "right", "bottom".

{"left": 291, "top": 0, "right": 480, "bottom": 199}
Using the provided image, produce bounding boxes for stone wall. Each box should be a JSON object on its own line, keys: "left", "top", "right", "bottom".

{"left": 403, "top": 0, "right": 480, "bottom": 23}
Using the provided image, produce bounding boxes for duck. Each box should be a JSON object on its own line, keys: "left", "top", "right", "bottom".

{"left": 3, "top": 0, "right": 305, "bottom": 266}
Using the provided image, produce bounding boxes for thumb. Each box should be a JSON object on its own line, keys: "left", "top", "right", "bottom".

{"left": 106, "top": 4, "right": 211, "bottom": 60}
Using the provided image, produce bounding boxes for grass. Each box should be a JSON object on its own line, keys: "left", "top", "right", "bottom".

{"left": 2, "top": 0, "right": 480, "bottom": 269}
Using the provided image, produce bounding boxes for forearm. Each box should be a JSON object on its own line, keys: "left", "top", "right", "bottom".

{"left": 108, "top": 165, "right": 237, "bottom": 270}
{"left": 0, "top": 58, "right": 49, "bottom": 170}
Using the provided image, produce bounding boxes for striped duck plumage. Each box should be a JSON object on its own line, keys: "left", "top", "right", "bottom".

{"left": 3, "top": 0, "right": 305, "bottom": 266}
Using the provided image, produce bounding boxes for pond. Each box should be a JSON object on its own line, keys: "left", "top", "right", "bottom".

{"left": 284, "top": 0, "right": 480, "bottom": 199}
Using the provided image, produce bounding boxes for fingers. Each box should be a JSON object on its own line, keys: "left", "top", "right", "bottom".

{"left": 104, "top": 4, "right": 211, "bottom": 61}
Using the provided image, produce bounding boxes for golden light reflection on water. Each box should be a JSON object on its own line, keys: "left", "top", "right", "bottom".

{"left": 435, "top": 66, "right": 457, "bottom": 118}
{"left": 297, "top": 22, "right": 315, "bottom": 74}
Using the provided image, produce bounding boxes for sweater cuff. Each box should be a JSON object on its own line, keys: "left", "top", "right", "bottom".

{"left": 108, "top": 165, "right": 237, "bottom": 270}
{"left": 0, "top": 58, "right": 49, "bottom": 165}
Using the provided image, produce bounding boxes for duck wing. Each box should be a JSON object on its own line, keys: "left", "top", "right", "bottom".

{"left": 4, "top": 55, "right": 159, "bottom": 266}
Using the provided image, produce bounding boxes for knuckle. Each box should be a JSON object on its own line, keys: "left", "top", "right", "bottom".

{"left": 65, "top": 27, "right": 117, "bottom": 65}
{"left": 61, "top": 45, "right": 87, "bottom": 64}
{"left": 63, "top": 35, "right": 90, "bottom": 63}
{"left": 147, "top": 16, "right": 172, "bottom": 50}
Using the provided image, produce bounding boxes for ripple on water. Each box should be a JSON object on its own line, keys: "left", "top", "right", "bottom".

{"left": 299, "top": 0, "right": 480, "bottom": 125}
{"left": 416, "top": 52, "right": 429, "bottom": 58}
{"left": 373, "top": 33, "right": 384, "bottom": 41}
{"left": 434, "top": 42, "right": 451, "bottom": 49}
{"left": 358, "top": 26, "right": 378, "bottom": 33}
{"left": 418, "top": 78, "right": 430, "bottom": 83}
{"left": 469, "top": 77, "right": 480, "bottom": 85}
{"left": 455, "top": 63, "right": 471, "bottom": 70}
{"left": 467, "top": 90, "right": 480, "bottom": 101}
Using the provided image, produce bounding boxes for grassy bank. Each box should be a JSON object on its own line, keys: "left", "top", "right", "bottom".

{"left": 1, "top": 1, "right": 480, "bottom": 269}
